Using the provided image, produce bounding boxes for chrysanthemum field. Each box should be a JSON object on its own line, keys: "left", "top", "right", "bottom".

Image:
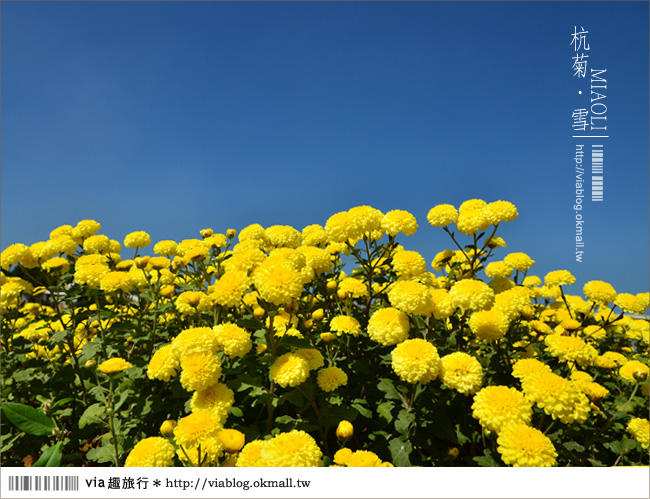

{"left": 1, "top": 200, "right": 648, "bottom": 467}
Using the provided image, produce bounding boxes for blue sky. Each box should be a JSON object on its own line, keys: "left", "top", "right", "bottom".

{"left": 2, "top": 1, "right": 648, "bottom": 294}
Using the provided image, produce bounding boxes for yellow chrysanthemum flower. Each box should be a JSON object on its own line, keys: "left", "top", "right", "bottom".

{"left": 497, "top": 424, "right": 557, "bottom": 467}
{"left": 338, "top": 277, "right": 368, "bottom": 299}
{"left": 456, "top": 209, "right": 490, "bottom": 235}
{"left": 619, "top": 360, "right": 649, "bottom": 383}
{"left": 471, "top": 386, "right": 533, "bottom": 432}
{"left": 172, "top": 327, "right": 220, "bottom": 360}
{"left": 153, "top": 240, "right": 178, "bottom": 256}
{"left": 147, "top": 344, "right": 180, "bottom": 382}
{"left": 98, "top": 357, "right": 132, "bottom": 375}
{"left": 296, "top": 349, "right": 325, "bottom": 371}
{"left": 387, "top": 280, "right": 434, "bottom": 316}
{"left": 125, "top": 437, "right": 175, "bottom": 467}
{"left": 190, "top": 383, "right": 235, "bottom": 422}
{"left": 427, "top": 204, "right": 459, "bottom": 227}
{"left": 440, "top": 352, "right": 483, "bottom": 395}
{"left": 626, "top": 418, "right": 650, "bottom": 449}
{"left": 614, "top": 293, "right": 647, "bottom": 314}
{"left": 1, "top": 244, "right": 30, "bottom": 270}
{"left": 301, "top": 224, "right": 327, "bottom": 247}
{"left": 173, "top": 410, "right": 222, "bottom": 449}
{"left": 348, "top": 205, "right": 384, "bottom": 238}
{"left": 236, "top": 439, "right": 266, "bottom": 467}
{"left": 252, "top": 262, "right": 302, "bottom": 305}
{"left": 391, "top": 338, "right": 440, "bottom": 384}
{"left": 544, "top": 334, "right": 598, "bottom": 367}
{"left": 212, "top": 323, "right": 252, "bottom": 358}
{"left": 367, "top": 307, "right": 410, "bottom": 346}
{"left": 544, "top": 270, "right": 576, "bottom": 287}
{"left": 265, "top": 225, "right": 302, "bottom": 249}
{"left": 42, "top": 257, "right": 70, "bottom": 274}
{"left": 329, "top": 315, "right": 362, "bottom": 337}
{"left": 503, "top": 252, "right": 535, "bottom": 272}
{"left": 325, "top": 211, "right": 361, "bottom": 243}
{"left": 179, "top": 353, "right": 222, "bottom": 391}
{"left": 175, "top": 291, "right": 212, "bottom": 316}
{"left": 521, "top": 372, "right": 590, "bottom": 424}
{"left": 583, "top": 280, "right": 617, "bottom": 304}
{"left": 449, "top": 279, "right": 495, "bottom": 312}
{"left": 468, "top": 309, "right": 510, "bottom": 341}
{"left": 124, "top": 231, "right": 152, "bottom": 249}
{"left": 270, "top": 353, "right": 310, "bottom": 388}
{"left": 381, "top": 210, "right": 418, "bottom": 236}
{"left": 391, "top": 250, "right": 427, "bottom": 279}
{"left": 259, "top": 430, "right": 323, "bottom": 467}
{"left": 209, "top": 272, "right": 250, "bottom": 308}
{"left": 316, "top": 366, "right": 348, "bottom": 392}
{"left": 484, "top": 261, "right": 514, "bottom": 279}
{"left": 488, "top": 200, "right": 518, "bottom": 223}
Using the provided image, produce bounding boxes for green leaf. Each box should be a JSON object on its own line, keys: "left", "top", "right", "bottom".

{"left": 562, "top": 441, "right": 585, "bottom": 453}
{"left": 33, "top": 442, "right": 63, "bottom": 467}
{"left": 377, "top": 378, "right": 402, "bottom": 401}
{"left": 79, "top": 403, "right": 105, "bottom": 429}
{"left": 394, "top": 409, "right": 415, "bottom": 435}
{"left": 86, "top": 445, "right": 115, "bottom": 464}
{"left": 12, "top": 368, "right": 35, "bottom": 383}
{"left": 377, "top": 401, "right": 394, "bottom": 425}
{"left": 230, "top": 406, "right": 243, "bottom": 418}
{"left": 388, "top": 437, "right": 412, "bottom": 467}
{"left": 1, "top": 402, "right": 55, "bottom": 436}
{"left": 622, "top": 438, "right": 639, "bottom": 452}
{"left": 50, "top": 330, "right": 67, "bottom": 344}
{"left": 351, "top": 400, "right": 372, "bottom": 419}
{"left": 604, "top": 440, "right": 622, "bottom": 454}
{"left": 51, "top": 398, "right": 75, "bottom": 409}
{"left": 78, "top": 340, "right": 102, "bottom": 365}
{"left": 113, "top": 390, "right": 130, "bottom": 412}
{"left": 473, "top": 454, "right": 499, "bottom": 467}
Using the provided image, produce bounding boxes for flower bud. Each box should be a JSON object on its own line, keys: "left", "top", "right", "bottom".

{"left": 633, "top": 370, "right": 648, "bottom": 383}
{"left": 226, "top": 229, "right": 237, "bottom": 239}
{"left": 337, "top": 290, "right": 349, "bottom": 300}
{"left": 253, "top": 307, "right": 265, "bottom": 319}
{"left": 320, "top": 332, "right": 335, "bottom": 344}
{"left": 302, "top": 319, "right": 314, "bottom": 330}
{"left": 84, "top": 359, "right": 97, "bottom": 369}
{"left": 256, "top": 344, "right": 268, "bottom": 354}
{"left": 311, "top": 308, "right": 324, "bottom": 321}
{"left": 326, "top": 280, "right": 338, "bottom": 292}
{"left": 448, "top": 447, "right": 459, "bottom": 459}
{"left": 200, "top": 228, "right": 213, "bottom": 239}
{"left": 160, "top": 420, "right": 176, "bottom": 438}
{"left": 134, "top": 256, "right": 150, "bottom": 269}
{"left": 170, "top": 256, "right": 187, "bottom": 273}
{"left": 160, "top": 284, "right": 175, "bottom": 298}
{"left": 219, "top": 429, "right": 245, "bottom": 453}
{"left": 336, "top": 420, "right": 354, "bottom": 440}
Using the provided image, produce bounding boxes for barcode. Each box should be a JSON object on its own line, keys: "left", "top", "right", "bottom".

{"left": 592, "top": 144, "right": 603, "bottom": 201}
{"left": 8, "top": 476, "right": 79, "bottom": 492}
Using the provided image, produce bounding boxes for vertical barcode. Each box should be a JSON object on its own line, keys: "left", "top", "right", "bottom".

{"left": 8, "top": 476, "right": 79, "bottom": 491}
{"left": 592, "top": 144, "right": 603, "bottom": 201}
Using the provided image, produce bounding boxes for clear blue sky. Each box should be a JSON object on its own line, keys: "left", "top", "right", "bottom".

{"left": 2, "top": 1, "right": 648, "bottom": 294}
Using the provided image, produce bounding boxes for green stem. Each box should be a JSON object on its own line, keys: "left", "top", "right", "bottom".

{"left": 106, "top": 376, "right": 122, "bottom": 467}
